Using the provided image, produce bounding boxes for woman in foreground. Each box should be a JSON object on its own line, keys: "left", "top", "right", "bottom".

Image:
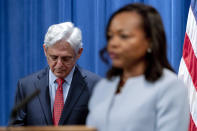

{"left": 86, "top": 3, "right": 189, "bottom": 131}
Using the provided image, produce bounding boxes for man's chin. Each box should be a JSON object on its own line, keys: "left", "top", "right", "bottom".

{"left": 54, "top": 73, "right": 66, "bottom": 78}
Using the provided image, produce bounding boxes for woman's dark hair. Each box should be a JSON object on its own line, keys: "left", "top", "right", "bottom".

{"left": 100, "top": 3, "right": 174, "bottom": 82}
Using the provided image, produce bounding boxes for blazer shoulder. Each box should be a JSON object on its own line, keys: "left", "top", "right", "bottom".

{"left": 77, "top": 67, "right": 101, "bottom": 82}
{"left": 76, "top": 67, "right": 101, "bottom": 91}
{"left": 19, "top": 67, "right": 49, "bottom": 84}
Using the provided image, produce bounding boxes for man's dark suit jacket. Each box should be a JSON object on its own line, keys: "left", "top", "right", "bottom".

{"left": 11, "top": 66, "right": 101, "bottom": 126}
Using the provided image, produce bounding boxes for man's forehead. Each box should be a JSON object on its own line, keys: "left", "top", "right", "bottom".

{"left": 47, "top": 46, "right": 74, "bottom": 55}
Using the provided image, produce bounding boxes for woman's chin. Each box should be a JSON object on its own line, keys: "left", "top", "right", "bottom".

{"left": 112, "top": 63, "right": 124, "bottom": 69}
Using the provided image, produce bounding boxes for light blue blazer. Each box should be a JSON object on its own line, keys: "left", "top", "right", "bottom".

{"left": 86, "top": 69, "right": 189, "bottom": 131}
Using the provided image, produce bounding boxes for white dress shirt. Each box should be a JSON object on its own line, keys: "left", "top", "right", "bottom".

{"left": 49, "top": 66, "right": 75, "bottom": 115}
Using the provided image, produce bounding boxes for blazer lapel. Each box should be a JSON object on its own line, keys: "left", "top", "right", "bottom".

{"left": 59, "top": 67, "right": 86, "bottom": 125}
{"left": 35, "top": 67, "right": 53, "bottom": 125}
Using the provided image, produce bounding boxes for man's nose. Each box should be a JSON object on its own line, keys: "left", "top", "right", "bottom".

{"left": 56, "top": 58, "right": 64, "bottom": 66}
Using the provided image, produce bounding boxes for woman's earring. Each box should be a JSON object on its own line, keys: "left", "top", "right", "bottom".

{"left": 147, "top": 48, "right": 152, "bottom": 53}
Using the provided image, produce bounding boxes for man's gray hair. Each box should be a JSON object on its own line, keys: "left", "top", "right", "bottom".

{"left": 44, "top": 22, "right": 82, "bottom": 54}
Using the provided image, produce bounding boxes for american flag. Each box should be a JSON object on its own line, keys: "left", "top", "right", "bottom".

{"left": 178, "top": 0, "right": 197, "bottom": 130}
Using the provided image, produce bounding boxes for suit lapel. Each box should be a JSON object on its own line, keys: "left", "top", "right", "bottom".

{"left": 35, "top": 67, "right": 53, "bottom": 125}
{"left": 59, "top": 67, "right": 86, "bottom": 125}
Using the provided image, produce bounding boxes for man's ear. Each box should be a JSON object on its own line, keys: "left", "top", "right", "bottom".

{"left": 76, "top": 48, "right": 83, "bottom": 59}
{"left": 43, "top": 44, "right": 47, "bottom": 56}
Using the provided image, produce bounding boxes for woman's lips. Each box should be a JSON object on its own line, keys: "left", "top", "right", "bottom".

{"left": 109, "top": 52, "right": 118, "bottom": 59}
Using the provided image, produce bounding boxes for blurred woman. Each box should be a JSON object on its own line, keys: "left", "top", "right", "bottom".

{"left": 86, "top": 3, "right": 189, "bottom": 131}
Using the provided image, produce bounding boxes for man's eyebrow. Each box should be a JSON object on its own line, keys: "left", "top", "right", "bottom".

{"left": 62, "top": 56, "right": 73, "bottom": 58}
{"left": 49, "top": 55, "right": 57, "bottom": 57}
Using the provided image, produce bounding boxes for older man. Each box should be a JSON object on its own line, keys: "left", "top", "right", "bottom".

{"left": 11, "top": 22, "right": 100, "bottom": 126}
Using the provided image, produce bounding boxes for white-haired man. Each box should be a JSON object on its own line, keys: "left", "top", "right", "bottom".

{"left": 11, "top": 22, "right": 101, "bottom": 126}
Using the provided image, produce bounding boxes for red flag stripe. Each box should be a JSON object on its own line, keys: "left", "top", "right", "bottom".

{"left": 182, "top": 33, "right": 197, "bottom": 90}
{"left": 189, "top": 114, "right": 197, "bottom": 131}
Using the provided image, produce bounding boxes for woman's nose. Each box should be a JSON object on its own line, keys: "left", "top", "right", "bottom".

{"left": 108, "top": 36, "right": 119, "bottom": 48}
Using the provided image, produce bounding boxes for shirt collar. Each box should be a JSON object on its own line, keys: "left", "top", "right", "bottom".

{"left": 49, "top": 66, "right": 75, "bottom": 85}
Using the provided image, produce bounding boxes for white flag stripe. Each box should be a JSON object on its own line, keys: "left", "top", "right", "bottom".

{"left": 186, "top": 7, "right": 197, "bottom": 57}
{"left": 179, "top": 58, "right": 197, "bottom": 125}
{"left": 179, "top": 59, "right": 195, "bottom": 109}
